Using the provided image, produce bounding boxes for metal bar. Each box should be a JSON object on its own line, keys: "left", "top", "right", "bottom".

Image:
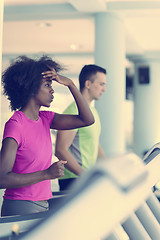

{"left": 135, "top": 201, "right": 160, "bottom": 239}
{"left": 146, "top": 191, "right": 160, "bottom": 223}
{"left": 122, "top": 213, "right": 151, "bottom": 240}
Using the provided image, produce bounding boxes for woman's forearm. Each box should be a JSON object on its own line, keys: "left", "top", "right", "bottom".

{"left": 68, "top": 81, "right": 94, "bottom": 125}
{"left": 0, "top": 171, "right": 47, "bottom": 189}
{"left": 0, "top": 161, "right": 66, "bottom": 189}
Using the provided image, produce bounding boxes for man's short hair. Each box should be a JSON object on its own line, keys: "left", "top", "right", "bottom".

{"left": 79, "top": 64, "right": 106, "bottom": 91}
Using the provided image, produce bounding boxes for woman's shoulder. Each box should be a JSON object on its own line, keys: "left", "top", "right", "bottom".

{"left": 4, "top": 111, "right": 24, "bottom": 132}
{"left": 39, "top": 110, "right": 55, "bottom": 119}
{"left": 7, "top": 111, "right": 24, "bottom": 123}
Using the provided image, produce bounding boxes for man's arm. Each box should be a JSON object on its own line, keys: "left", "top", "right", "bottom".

{"left": 55, "top": 130, "right": 84, "bottom": 176}
{"left": 98, "top": 144, "right": 106, "bottom": 159}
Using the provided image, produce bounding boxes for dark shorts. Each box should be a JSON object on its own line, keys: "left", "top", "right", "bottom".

{"left": 1, "top": 199, "right": 49, "bottom": 217}
{"left": 58, "top": 178, "right": 77, "bottom": 191}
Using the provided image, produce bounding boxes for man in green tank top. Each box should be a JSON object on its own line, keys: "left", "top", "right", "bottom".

{"left": 55, "top": 64, "right": 107, "bottom": 190}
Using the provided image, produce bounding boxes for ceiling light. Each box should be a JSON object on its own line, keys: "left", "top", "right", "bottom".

{"left": 70, "top": 44, "right": 77, "bottom": 50}
{"left": 38, "top": 22, "right": 52, "bottom": 28}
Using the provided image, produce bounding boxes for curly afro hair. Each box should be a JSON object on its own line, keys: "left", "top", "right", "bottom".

{"left": 2, "top": 55, "right": 64, "bottom": 111}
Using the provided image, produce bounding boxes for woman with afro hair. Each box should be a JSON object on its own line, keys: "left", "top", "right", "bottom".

{"left": 0, "top": 55, "right": 94, "bottom": 216}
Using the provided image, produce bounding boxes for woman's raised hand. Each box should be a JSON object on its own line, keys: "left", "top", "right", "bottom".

{"left": 42, "top": 67, "right": 72, "bottom": 87}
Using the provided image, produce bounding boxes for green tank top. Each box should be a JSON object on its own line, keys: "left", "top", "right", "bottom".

{"left": 61, "top": 101, "right": 101, "bottom": 179}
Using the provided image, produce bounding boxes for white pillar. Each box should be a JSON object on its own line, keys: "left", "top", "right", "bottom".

{"left": 0, "top": 0, "right": 4, "bottom": 209}
{"left": 131, "top": 52, "right": 160, "bottom": 157}
{"left": 95, "top": 12, "right": 126, "bottom": 157}
{"left": 0, "top": 0, "right": 4, "bottom": 142}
